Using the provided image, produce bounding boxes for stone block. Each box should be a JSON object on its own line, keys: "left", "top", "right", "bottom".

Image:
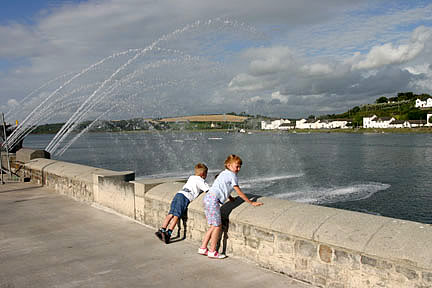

{"left": 334, "top": 249, "right": 357, "bottom": 266}
{"left": 275, "top": 234, "right": 294, "bottom": 256}
{"left": 328, "top": 282, "right": 345, "bottom": 288}
{"left": 361, "top": 255, "right": 378, "bottom": 267}
{"left": 295, "top": 258, "right": 308, "bottom": 270}
{"left": 423, "top": 271, "right": 432, "bottom": 283}
{"left": 395, "top": 265, "right": 418, "bottom": 280}
{"left": 246, "top": 238, "right": 259, "bottom": 249}
{"left": 319, "top": 244, "right": 333, "bottom": 263}
{"left": 295, "top": 240, "right": 316, "bottom": 258}
{"left": 253, "top": 227, "right": 275, "bottom": 242}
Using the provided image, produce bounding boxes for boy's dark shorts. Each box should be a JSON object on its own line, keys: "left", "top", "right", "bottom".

{"left": 169, "top": 193, "right": 190, "bottom": 217}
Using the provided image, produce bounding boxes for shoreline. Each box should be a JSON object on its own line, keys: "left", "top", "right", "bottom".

{"left": 29, "top": 127, "right": 432, "bottom": 135}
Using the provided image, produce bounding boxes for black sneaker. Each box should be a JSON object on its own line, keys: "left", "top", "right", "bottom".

{"left": 155, "top": 230, "right": 164, "bottom": 242}
{"left": 163, "top": 231, "right": 171, "bottom": 244}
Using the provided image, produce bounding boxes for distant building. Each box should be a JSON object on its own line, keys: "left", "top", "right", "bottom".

{"left": 405, "top": 120, "right": 426, "bottom": 128}
{"left": 427, "top": 114, "right": 432, "bottom": 126}
{"left": 295, "top": 119, "right": 317, "bottom": 129}
{"left": 295, "top": 118, "right": 351, "bottom": 129}
{"left": 364, "top": 114, "right": 427, "bottom": 128}
{"left": 278, "top": 122, "right": 296, "bottom": 130}
{"left": 363, "top": 115, "right": 395, "bottom": 128}
{"left": 415, "top": 98, "right": 432, "bottom": 108}
{"left": 261, "top": 119, "right": 292, "bottom": 130}
{"left": 388, "top": 119, "right": 405, "bottom": 128}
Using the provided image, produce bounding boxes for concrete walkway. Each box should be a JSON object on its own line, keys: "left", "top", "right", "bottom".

{"left": 0, "top": 183, "right": 313, "bottom": 288}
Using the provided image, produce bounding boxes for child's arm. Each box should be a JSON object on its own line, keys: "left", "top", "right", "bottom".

{"left": 233, "top": 186, "right": 263, "bottom": 206}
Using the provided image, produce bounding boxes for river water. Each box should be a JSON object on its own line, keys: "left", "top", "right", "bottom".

{"left": 24, "top": 131, "right": 432, "bottom": 224}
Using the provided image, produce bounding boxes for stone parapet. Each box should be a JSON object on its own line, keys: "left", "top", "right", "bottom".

{"left": 16, "top": 148, "right": 50, "bottom": 163}
{"left": 23, "top": 158, "right": 133, "bottom": 202}
{"left": 20, "top": 158, "right": 432, "bottom": 288}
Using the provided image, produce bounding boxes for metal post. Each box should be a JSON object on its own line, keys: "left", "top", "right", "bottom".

{"left": 1, "top": 113, "right": 11, "bottom": 179}
{"left": 1, "top": 114, "right": 4, "bottom": 184}
{"left": 0, "top": 150, "right": 3, "bottom": 184}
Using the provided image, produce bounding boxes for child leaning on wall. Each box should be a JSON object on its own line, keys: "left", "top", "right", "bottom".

{"left": 199, "top": 154, "right": 263, "bottom": 259}
{"left": 155, "top": 163, "right": 210, "bottom": 244}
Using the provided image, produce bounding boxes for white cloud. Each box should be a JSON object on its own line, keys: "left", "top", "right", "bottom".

{"left": 271, "top": 91, "right": 289, "bottom": 104}
{"left": 244, "top": 46, "right": 296, "bottom": 76}
{"left": 229, "top": 73, "right": 278, "bottom": 92}
{"left": 352, "top": 26, "right": 432, "bottom": 70}
{"left": 300, "top": 63, "right": 333, "bottom": 76}
{"left": 408, "top": 64, "right": 432, "bottom": 91}
{"left": 1, "top": 0, "right": 432, "bottom": 121}
{"left": 404, "top": 64, "right": 430, "bottom": 75}
{"left": 7, "top": 99, "right": 19, "bottom": 107}
{"left": 250, "top": 95, "right": 264, "bottom": 102}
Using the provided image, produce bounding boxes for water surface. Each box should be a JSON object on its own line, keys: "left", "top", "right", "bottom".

{"left": 24, "top": 131, "right": 432, "bottom": 224}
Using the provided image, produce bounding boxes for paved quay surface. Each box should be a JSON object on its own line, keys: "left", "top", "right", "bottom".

{"left": 0, "top": 182, "right": 313, "bottom": 288}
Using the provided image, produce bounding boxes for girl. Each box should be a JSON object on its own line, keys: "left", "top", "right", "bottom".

{"left": 199, "top": 154, "right": 263, "bottom": 259}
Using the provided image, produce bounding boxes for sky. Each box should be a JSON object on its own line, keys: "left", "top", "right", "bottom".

{"left": 1, "top": 0, "right": 432, "bottom": 123}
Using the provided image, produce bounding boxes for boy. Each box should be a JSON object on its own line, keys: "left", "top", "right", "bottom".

{"left": 155, "top": 163, "right": 209, "bottom": 244}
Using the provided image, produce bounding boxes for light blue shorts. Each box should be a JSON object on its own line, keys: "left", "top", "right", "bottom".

{"left": 203, "top": 193, "right": 221, "bottom": 226}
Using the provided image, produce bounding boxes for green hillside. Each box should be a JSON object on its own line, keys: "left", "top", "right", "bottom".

{"left": 322, "top": 92, "right": 432, "bottom": 127}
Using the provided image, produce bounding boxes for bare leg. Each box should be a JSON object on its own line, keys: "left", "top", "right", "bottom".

{"left": 161, "top": 214, "right": 174, "bottom": 229}
{"left": 167, "top": 216, "right": 179, "bottom": 231}
{"left": 209, "top": 225, "right": 222, "bottom": 252}
{"left": 201, "top": 225, "right": 215, "bottom": 249}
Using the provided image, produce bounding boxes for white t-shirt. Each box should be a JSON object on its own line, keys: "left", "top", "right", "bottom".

{"left": 179, "top": 175, "right": 210, "bottom": 202}
{"left": 209, "top": 169, "right": 238, "bottom": 204}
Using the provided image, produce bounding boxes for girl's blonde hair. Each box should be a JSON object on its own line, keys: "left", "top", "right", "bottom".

{"left": 224, "top": 154, "right": 242, "bottom": 168}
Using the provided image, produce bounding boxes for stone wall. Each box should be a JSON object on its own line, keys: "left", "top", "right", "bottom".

{"left": 21, "top": 158, "right": 432, "bottom": 288}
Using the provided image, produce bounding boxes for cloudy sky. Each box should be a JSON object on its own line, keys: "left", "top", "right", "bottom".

{"left": 1, "top": 0, "right": 432, "bottom": 123}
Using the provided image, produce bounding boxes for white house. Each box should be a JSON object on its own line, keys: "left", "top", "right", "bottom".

{"left": 325, "top": 119, "right": 351, "bottom": 129}
{"left": 366, "top": 114, "right": 429, "bottom": 128}
{"left": 388, "top": 120, "right": 405, "bottom": 128}
{"left": 278, "top": 122, "right": 296, "bottom": 130}
{"left": 363, "top": 115, "right": 395, "bottom": 128}
{"left": 415, "top": 98, "right": 432, "bottom": 108}
{"left": 295, "top": 119, "right": 317, "bottom": 129}
{"left": 363, "top": 115, "right": 377, "bottom": 128}
{"left": 261, "top": 119, "right": 292, "bottom": 130}
{"left": 405, "top": 120, "right": 426, "bottom": 128}
{"left": 295, "top": 118, "right": 351, "bottom": 129}
{"left": 427, "top": 114, "right": 432, "bottom": 126}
